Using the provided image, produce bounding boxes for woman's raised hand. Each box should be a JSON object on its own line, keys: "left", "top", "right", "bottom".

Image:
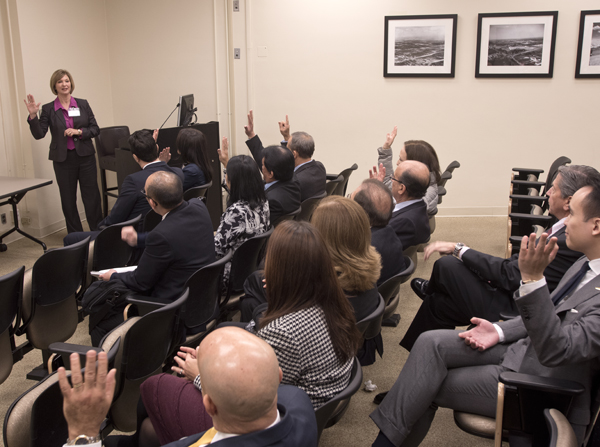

{"left": 24, "top": 94, "right": 41, "bottom": 118}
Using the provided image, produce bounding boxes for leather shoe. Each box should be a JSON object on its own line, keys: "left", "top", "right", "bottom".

{"left": 373, "top": 391, "right": 388, "bottom": 405}
{"left": 410, "top": 278, "right": 429, "bottom": 300}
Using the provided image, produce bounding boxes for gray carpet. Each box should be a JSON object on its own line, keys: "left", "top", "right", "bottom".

{"left": 0, "top": 216, "right": 505, "bottom": 446}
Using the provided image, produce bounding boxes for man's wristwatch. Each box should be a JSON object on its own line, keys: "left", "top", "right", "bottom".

{"left": 452, "top": 242, "right": 465, "bottom": 258}
{"left": 66, "top": 434, "right": 101, "bottom": 445}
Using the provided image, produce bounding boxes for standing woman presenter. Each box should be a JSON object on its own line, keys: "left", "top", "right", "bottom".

{"left": 25, "top": 69, "right": 102, "bottom": 233}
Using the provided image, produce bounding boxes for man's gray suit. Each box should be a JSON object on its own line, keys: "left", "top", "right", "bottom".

{"left": 371, "top": 257, "right": 600, "bottom": 446}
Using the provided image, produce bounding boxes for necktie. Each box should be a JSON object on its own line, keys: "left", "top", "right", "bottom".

{"left": 552, "top": 261, "right": 590, "bottom": 305}
{"left": 190, "top": 427, "right": 218, "bottom": 446}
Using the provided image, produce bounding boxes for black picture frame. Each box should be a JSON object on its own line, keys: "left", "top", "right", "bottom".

{"left": 575, "top": 10, "right": 600, "bottom": 78}
{"left": 475, "top": 11, "right": 558, "bottom": 78}
{"left": 383, "top": 14, "right": 457, "bottom": 78}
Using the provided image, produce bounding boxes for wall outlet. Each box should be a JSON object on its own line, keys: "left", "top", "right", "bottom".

{"left": 233, "top": 0, "right": 239, "bottom": 12}
{"left": 234, "top": 48, "right": 241, "bottom": 59}
{"left": 21, "top": 216, "right": 31, "bottom": 226}
{"left": 0, "top": 213, "right": 6, "bottom": 225}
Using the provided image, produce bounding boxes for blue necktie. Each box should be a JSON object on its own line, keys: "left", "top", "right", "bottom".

{"left": 552, "top": 261, "right": 590, "bottom": 305}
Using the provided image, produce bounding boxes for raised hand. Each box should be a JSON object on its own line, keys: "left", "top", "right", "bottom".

{"left": 382, "top": 126, "right": 398, "bottom": 150}
{"left": 424, "top": 241, "right": 457, "bottom": 261}
{"left": 244, "top": 110, "right": 256, "bottom": 139}
{"left": 218, "top": 136, "right": 230, "bottom": 167}
{"left": 369, "top": 163, "right": 386, "bottom": 182}
{"left": 153, "top": 129, "right": 159, "bottom": 142}
{"left": 158, "top": 147, "right": 171, "bottom": 163}
{"left": 278, "top": 114, "right": 290, "bottom": 141}
{"left": 518, "top": 233, "right": 558, "bottom": 282}
{"left": 458, "top": 317, "right": 499, "bottom": 351}
{"left": 24, "top": 94, "right": 41, "bottom": 118}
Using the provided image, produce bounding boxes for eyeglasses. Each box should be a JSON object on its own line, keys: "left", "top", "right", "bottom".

{"left": 140, "top": 189, "right": 153, "bottom": 201}
{"left": 391, "top": 177, "right": 403, "bottom": 185}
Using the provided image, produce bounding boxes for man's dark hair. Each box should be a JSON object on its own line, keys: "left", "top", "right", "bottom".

{"left": 582, "top": 179, "right": 600, "bottom": 222}
{"left": 399, "top": 165, "right": 429, "bottom": 200}
{"left": 263, "top": 145, "right": 295, "bottom": 182}
{"left": 227, "top": 155, "right": 267, "bottom": 208}
{"left": 146, "top": 171, "right": 183, "bottom": 210}
{"left": 128, "top": 130, "right": 158, "bottom": 163}
{"left": 288, "top": 131, "right": 315, "bottom": 159}
{"left": 556, "top": 165, "right": 600, "bottom": 198}
{"left": 353, "top": 179, "right": 393, "bottom": 227}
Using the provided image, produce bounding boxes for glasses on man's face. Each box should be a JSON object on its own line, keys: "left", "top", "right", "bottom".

{"left": 391, "top": 177, "right": 403, "bottom": 185}
{"left": 140, "top": 189, "right": 152, "bottom": 201}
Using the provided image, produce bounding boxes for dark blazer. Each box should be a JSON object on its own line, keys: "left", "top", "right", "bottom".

{"left": 371, "top": 225, "right": 406, "bottom": 286}
{"left": 266, "top": 179, "right": 301, "bottom": 225}
{"left": 389, "top": 200, "right": 430, "bottom": 250}
{"left": 295, "top": 160, "right": 327, "bottom": 201}
{"left": 347, "top": 285, "right": 380, "bottom": 322}
{"left": 112, "top": 199, "right": 215, "bottom": 301}
{"left": 99, "top": 161, "right": 184, "bottom": 228}
{"left": 462, "top": 226, "right": 581, "bottom": 293}
{"left": 182, "top": 163, "right": 207, "bottom": 191}
{"left": 162, "top": 385, "right": 318, "bottom": 447}
{"left": 28, "top": 98, "right": 99, "bottom": 162}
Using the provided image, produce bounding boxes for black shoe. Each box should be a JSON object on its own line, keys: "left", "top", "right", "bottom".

{"left": 410, "top": 278, "right": 429, "bottom": 300}
{"left": 382, "top": 314, "right": 401, "bottom": 327}
{"left": 373, "top": 391, "right": 388, "bottom": 405}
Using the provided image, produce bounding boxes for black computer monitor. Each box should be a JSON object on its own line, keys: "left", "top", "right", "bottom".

{"left": 177, "top": 94, "right": 195, "bottom": 127}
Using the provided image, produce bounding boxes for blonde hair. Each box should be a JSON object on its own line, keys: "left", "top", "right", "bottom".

{"left": 50, "top": 69, "right": 74, "bottom": 95}
{"left": 311, "top": 196, "right": 381, "bottom": 292}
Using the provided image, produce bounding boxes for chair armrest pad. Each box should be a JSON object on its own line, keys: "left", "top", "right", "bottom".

{"left": 48, "top": 342, "right": 103, "bottom": 370}
{"left": 326, "top": 173, "right": 339, "bottom": 180}
{"left": 126, "top": 295, "right": 171, "bottom": 315}
{"left": 509, "top": 195, "right": 547, "bottom": 202}
{"left": 511, "top": 180, "right": 546, "bottom": 187}
{"left": 512, "top": 168, "right": 544, "bottom": 175}
{"left": 508, "top": 213, "right": 553, "bottom": 222}
{"left": 499, "top": 372, "right": 585, "bottom": 395}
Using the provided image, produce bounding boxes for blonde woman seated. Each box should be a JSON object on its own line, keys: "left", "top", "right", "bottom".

{"left": 127, "top": 221, "right": 361, "bottom": 446}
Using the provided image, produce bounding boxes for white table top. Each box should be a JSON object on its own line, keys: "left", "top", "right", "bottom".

{"left": 0, "top": 176, "right": 53, "bottom": 200}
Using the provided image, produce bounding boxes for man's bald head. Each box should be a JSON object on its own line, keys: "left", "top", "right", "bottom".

{"left": 145, "top": 171, "right": 183, "bottom": 210}
{"left": 393, "top": 160, "right": 430, "bottom": 202}
{"left": 198, "top": 327, "right": 281, "bottom": 432}
{"left": 353, "top": 179, "right": 394, "bottom": 227}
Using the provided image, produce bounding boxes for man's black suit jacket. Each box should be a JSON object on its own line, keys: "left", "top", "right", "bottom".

{"left": 389, "top": 200, "right": 430, "bottom": 250}
{"left": 99, "top": 162, "right": 184, "bottom": 228}
{"left": 162, "top": 385, "right": 318, "bottom": 447}
{"left": 112, "top": 200, "right": 215, "bottom": 301}
{"left": 28, "top": 98, "right": 99, "bottom": 162}
{"left": 462, "top": 226, "right": 582, "bottom": 293}
{"left": 266, "top": 179, "right": 301, "bottom": 225}
{"left": 371, "top": 225, "right": 406, "bottom": 286}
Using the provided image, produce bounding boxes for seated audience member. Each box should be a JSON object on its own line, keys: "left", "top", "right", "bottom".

{"left": 370, "top": 181, "right": 600, "bottom": 447}
{"left": 135, "top": 221, "right": 360, "bottom": 444}
{"left": 58, "top": 327, "right": 318, "bottom": 447}
{"left": 92, "top": 171, "right": 215, "bottom": 345}
{"left": 352, "top": 178, "right": 406, "bottom": 286}
{"left": 386, "top": 160, "right": 430, "bottom": 250}
{"left": 63, "top": 129, "right": 184, "bottom": 246}
{"left": 244, "top": 111, "right": 326, "bottom": 201}
{"left": 159, "top": 127, "right": 213, "bottom": 191}
{"left": 215, "top": 148, "right": 270, "bottom": 283}
{"left": 218, "top": 135, "right": 300, "bottom": 225}
{"left": 373, "top": 126, "right": 441, "bottom": 216}
{"left": 399, "top": 165, "right": 598, "bottom": 353}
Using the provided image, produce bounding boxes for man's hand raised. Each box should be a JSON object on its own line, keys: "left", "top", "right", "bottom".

{"left": 518, "top": 233, "right": 558, "bottom": 282}
{"left": 278, "top": 114, "right": 290, "bottom": 141}
{"left": 369, "top": 163, "right": 386, "bottom": 183}
{"left": 244, "top": 110, "right": 256, "bottom": 139}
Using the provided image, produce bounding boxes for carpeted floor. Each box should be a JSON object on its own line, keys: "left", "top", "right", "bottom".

{"left": 0, "top": 216, "right": 505, "bottom": 447}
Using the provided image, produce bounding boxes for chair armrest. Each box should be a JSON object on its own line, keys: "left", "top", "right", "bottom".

{"left": 512, "top": 168, "right": 544, "bottom": 181}
{"left": 509, "top": 194, "right": 546, "bottom": 203}
{"left": 126, "top": 295, "right": 171, "bottom": 316}
{"left": 326, "top": 173, "right": 339, "bottom": 180}
{"left": 48, "top": 342, "right": 103, "bottom": 370}
{"left": 499, "top": 372, "right": 585, "bottom": 396}
{"left": 508, "top": 213, "right": 553, "bottom": 223}
{"left": 511, "top": 180, "right": 546, "bottom": 188}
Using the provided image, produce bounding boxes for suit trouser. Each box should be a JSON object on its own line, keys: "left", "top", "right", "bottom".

{"left": 371, "top": 329, "right": 509, "bottom": 447}
{"left": 53, "top": 150, "right": 103, "bottom": 233}
{"left": 400, "top": 256, "right": 518, "bottom": 351}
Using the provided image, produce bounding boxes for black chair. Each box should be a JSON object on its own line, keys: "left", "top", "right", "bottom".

{"left": 95, "top": 126, "right": 131, "bottom": 217}
{"left": 18, "top": 237, "right": 90, "bottom": 380}
{"left": 379, "top": 256, "right": 415, "bottom": 326}
{"left": 314, "top": 357, "right": 363, "bottom": 442}
{"left": 328, "top": 163, "right": 358, "bottom": 196}
{"left": 183, "top": 181, "right": 212, "bottom": 203}
{"left": 142, "top": 209, "right": 162, "bottom": 233}
{"left": 219, "top": 228, "right": 274, "bottom": 320}
{"left": 356, "top": 294, "right": 385, "bottom": 338}
{"left": 271, "top": 207, "right": 301, "bottom": 227}
{"left": 296, "top": 192, "right": 327, "bottom": 222}
{"left": 0, "top": 266, "right": 25, "bottom": 384}
{"left": 325, "top": 174, "right": 344, "bottom": 196}
{"left": 545, "top": 409, "right": 578, "bottom": 447}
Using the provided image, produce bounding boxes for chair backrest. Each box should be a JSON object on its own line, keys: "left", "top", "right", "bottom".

{"left": 183, "top": 181, "right": 212, "bottom": 202}
{"left": 325, "top": 175, "right": 344, "bottom": 196}
{"left": 143, "top": 209, "right": 162, "bottom": 233}
{"left": 95, "top": 126, "right": 130, "bottom": 159}
{"left": 444, "top": 160, "right": 461, "bottom": 175}
{"left": 437, "top": 185, "right": 447, "bottom": 204}
{"left": 404, "top": 245, "right": 418, "bottom": 269}
{"left": 356, "top": 294, "right": 385, "bottom": 340}
{"left": 542, "top": 156, "right": 571, "bottom": 197}
{"left": 438, "top": 171, "right": 452, "bottom": 188}
{"left": 0, "top": 266, "right": 25, "bottom": 384}
{"left": 332, "top": 164, "right": 358, "bottom": 196}
{"left": 184, "top": 252, "right": 233, "bottom": 334}
{"left": 272, "top": 207, "right": 301, "bottom": 227}
{"left": 223, "top": 228, "right": 274, "bottom": 305}
{"left": 296, "top": 192, "right": 327, "bottom": 222}
{"left": 545, "top": 409, "right": 578, "bottom": 447}
{"left": 93, "top": 214, "right": 142, "bottom": 272}
{"left": 102, "top": 289, "right": 189, "bottom": 432}
{"left": 378, "top": 256, "right": 415, "bottom": 307}
{"left": 21, "top": 238, "right": 90, "bottom": 350}
{"left": 314, "top": 357, "right": 363, "bottom": 441}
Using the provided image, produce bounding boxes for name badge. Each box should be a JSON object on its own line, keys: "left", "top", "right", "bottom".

{"left": 68, "top": 107, "right": 80, "bottom": 117}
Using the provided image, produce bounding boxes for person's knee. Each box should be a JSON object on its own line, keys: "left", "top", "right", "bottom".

{"left": 413, "top": 329, "right": 459, "bottom": 353}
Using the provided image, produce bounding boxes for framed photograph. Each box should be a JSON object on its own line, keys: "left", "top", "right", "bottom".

{"left": 384, "top": 14, "right": 457, "bottom": 77}
{"left": 475, "top": 11, "right": 558, "bottom": 78}
{"left": 575, "top": 10, "right": 600, "bottom": 78}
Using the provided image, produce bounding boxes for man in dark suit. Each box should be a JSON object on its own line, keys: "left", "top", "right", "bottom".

{"left": 400, "top": 165, "right": 597, "bottom": 352}
{"left": 245, "top": 110, "right": 326, "bottom": 201}
{"left": 58, "top": 327, "right": 318, "bottom": 447}
{"left": 388, "top": 160, "right": 430, "bottom": 250}
{"left": 63, "top": 129, "right": 184, "bottom": 245}
{"left": 370, "top": 182, "right": 600, "bottom": 447}
{"left": 93, "top": 170, "right": 214, "bottom": 344}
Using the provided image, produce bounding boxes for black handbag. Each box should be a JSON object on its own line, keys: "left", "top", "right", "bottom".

{"left": 82, "top": 279, "right": 134, "bottom": 332}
